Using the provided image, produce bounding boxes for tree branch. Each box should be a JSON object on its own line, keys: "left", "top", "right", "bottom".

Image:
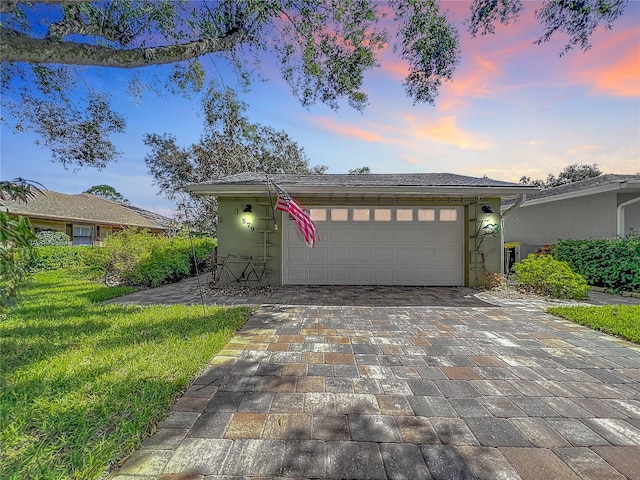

{"left": 1, "top": 26, "right": 248, "bottom": 68}
{"left": 0, "top": 1, "right": 19, "bottom": 14}
{"left": 47, "top": 6, "right": 134, "bottom": 45}
{"left": 1, "top": 0, "right": 89, "bottom": 13}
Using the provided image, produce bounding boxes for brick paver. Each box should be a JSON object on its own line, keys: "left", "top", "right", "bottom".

{"left": 112, "top": 291, "right": 640, "bottom": 479}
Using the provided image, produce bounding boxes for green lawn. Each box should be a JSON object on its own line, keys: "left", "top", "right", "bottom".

{"left": 0, "top": 269, "right": 252, "bottom": 479}
{"left": 547, "top": 305, "right": 640, "bottom": 344}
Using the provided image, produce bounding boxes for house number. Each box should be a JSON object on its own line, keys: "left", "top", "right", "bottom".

{"left": 242, "top": 218, "right": 255, "bottom": 231}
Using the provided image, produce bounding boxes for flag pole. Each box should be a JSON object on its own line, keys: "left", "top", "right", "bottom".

{"left": 266, "top": 174, "right": 278, "bottom": 231}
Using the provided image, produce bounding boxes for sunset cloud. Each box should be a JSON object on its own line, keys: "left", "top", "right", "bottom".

{"left": 582, "top": 46, "right": 640, "bottom": 97}
{"left": 311, "top": 116, "right": 390, "bottom": 143}
{"left": 405, "top": 115, "right": 494, "bottom": 150}
{"left": 567, "top": 145, "right": 599, "bottom": 155}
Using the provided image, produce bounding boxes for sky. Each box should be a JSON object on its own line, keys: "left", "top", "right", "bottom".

{"left": 1, "top": 1, "right": 639, "bottom": 218}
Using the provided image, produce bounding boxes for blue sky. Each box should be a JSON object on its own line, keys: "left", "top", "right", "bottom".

{"left": 1, "top": 1, "right": 638, "bottom": 217}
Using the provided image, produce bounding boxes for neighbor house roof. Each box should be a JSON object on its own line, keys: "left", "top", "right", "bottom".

{"left": 1, "top": 190, "right": 175, "bottom": 230}
{"left": 502, "top": 174, "right": 640, "bottom": 207}
{"left": 190, "top": 172, "right": 538, "bottom": 198}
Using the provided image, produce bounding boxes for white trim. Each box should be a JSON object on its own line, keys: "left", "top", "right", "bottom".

{"left": 617, "top": 196, "right": 640, "bottom": 237}
{"left": 518, "top": 181, "right": 640, "bottom": 207}
{"left": 190, "top": 184, "right": 537, "bottom": 198}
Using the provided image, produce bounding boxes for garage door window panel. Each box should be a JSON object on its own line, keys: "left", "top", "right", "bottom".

{"left": 396, "top": 209, "right": 413, "bottom": 221}
{"left": 331, "top": 209, "right": 348, "bottom": 221}
{"left": 439, "top": 209, "right": 458, "bottom": 222}
{"left": 310, "top": 208, "right": 327, "bottom": 221}
{"left": 353, "top": 209, "right": 370, "bottom": 221}
{"left": 418, "top": 209, "right": 436, "bottom": 222}
{"left": 374, "top": 209, "right": 392, "bottom": 221}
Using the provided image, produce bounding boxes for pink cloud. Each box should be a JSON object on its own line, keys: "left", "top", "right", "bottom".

{"left": 311, "top": 116, "right": 390, "bottom": 143}
{"left": 575, "top": 34, "right": 640, "bottom": 96}
{"left": 405, "top": 115, "right": 493, "bottom": 150}
{"left": 566, "top": 145, "right": 599, "bottom": 155}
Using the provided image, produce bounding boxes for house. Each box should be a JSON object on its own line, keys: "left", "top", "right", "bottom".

{"left": 1, "top": 189, "right": 177, "bottom": 246}
{"left": 503, "top": 174, "right": 640, "bottom": 258}
{"left": 190, "top": 173, "right": 537, "bottom": 287}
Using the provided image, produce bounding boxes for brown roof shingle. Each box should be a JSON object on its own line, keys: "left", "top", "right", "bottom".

{"left": 1, "top": 190, "right": 174, "bottom": 230}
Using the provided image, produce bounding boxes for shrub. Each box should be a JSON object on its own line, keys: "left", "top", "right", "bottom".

{"left": 31, "top": 230, "right": 70, "bottom": 246}
{"left": 512, "top": 253, "right": 590, "bottom": 299}
{"left": 483, "top": 272, "right": 507, "bottom": 290}
{"left": 98, "top": 229, "right": 216, "bottom": 287}
{"left": 30, "top": 246, "right": 92, "bottom": 271}
{"left": 553, "top": 237, "right": 640, "bottom": 293}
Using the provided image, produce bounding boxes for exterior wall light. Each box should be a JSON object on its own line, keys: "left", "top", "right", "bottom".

{"left": 481, "top": 205, "right": 493, "bottom": 214}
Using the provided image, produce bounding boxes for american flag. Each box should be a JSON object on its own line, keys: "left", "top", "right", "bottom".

{"left": 273, "top": 182, "right": 317, "bottom": 247}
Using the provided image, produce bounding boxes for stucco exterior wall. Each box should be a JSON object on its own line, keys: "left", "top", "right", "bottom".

{"left": 217, "top": 197, "right": 283, "bottom": 286}
{"left": 467, "top": 199, "right": 502, "bottom": 287}
{"left": 504, "top": 191, "right": 618, "bottom": 246}
{"left": 217, "top": 196, "right": 504, "bottom": 287}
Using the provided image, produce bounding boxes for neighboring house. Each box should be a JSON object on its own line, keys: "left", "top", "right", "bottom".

{"left": 503, "top": 174, "right": 640, "bottom": 258}
{"left": 1, "top": 189, "right": 177, "bottom": 246}
{"left": 190, "top": 173, "right": 537, "bottom": 287}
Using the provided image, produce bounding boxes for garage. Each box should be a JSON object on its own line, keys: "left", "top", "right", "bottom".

{"left": 283, "top": 206, "right": 463, "bottom": 285}
{"left": 190, "top": 172, "right": 537, "bottom": 288}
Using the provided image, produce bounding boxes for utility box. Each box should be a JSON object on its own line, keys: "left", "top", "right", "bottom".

{"left": 504, "top": 242, "right": 522, "bottom": 273}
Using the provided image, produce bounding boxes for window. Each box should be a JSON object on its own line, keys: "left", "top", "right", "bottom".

{"left": 374, "top": 209, "right": 391, "bottom": 221}
{"left": 72, "top": 225, "right": 93, "bottom": 246}
{"left": 418, "top": 209, "right": 436, "bottom": 221}
{"left": 396, "top": 209, "right": 413, "bottom": 221}
{"left": 310, "top": 208, "right": 327, "bottom": 221}
{"left": 353, "top": 208, "right": 370, "bottom": 221}
{"left": 331, "top": 208, "right": 348, "bottom": 221}
{"left": 439, "top": 209, "right": 457, "bottom": 222}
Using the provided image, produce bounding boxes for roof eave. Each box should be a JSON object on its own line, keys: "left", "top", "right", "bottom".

{"left": 519, "top": 181, "right": 640, "bottom": 207}
{"left": 5, "top": 211, "right": 169, "bottom": 230}
{"left": 188, "top": 184, "right": 538, "bottom": 198}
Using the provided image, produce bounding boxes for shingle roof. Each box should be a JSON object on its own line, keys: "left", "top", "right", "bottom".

{"left": 503, "top": 174, "right": 640, "bottom": 205}
{"left": 1, "top": 190, "right": 175, "bottom": 230}
{"left": 198, "top": 172, "right": 523, "bottom": 188}
{"left": 190, "top": 172, "right": 537, "bottom": 198}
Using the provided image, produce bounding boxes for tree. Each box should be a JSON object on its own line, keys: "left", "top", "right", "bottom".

{"left": 0, "top": 178, "right": 42, "bottom": 310}
{"left": 520, "top": 163, "right": 603, "bottom": 188}
{"left": 1, "top": 1, "right": 629, "bottom": 169}
{"left": 84, "top": 184, "right": 129, "bottom": 203}
{"left": 144, "top": 84, "right": 326, "bottom": 232}
{"left": 348, "top": 167, "right": 371, "bottom": 174}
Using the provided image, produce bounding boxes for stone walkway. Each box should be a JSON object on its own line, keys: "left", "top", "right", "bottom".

{"left": 109, "top": 281, "right": 640, "bottom": 480}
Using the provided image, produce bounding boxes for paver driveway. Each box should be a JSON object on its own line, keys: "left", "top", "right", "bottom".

{"left": 112, "top": 300, "right": 640, "bottom": 479}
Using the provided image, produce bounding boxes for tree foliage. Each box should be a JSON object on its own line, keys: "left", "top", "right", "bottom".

{"left": 1, "top": 1, "right": 629, "bottom": 169}
{"left": 519, "top": 163, "right": 603, "bottom": 188}
{"left": 0, "top": 178, "right": 42, "bottom": 310}
{"left": 348, "top": 166, "right": 371, "bottom": 174}
{"left": 84, "top": 185, "right": 129, "bottom": 204}
{"left": 144, "top": 84, "right": 325, "bottom": 233}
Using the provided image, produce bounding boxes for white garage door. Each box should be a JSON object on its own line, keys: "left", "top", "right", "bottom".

{"left": 283, "top": 206, "right": 463, "bottom": 285}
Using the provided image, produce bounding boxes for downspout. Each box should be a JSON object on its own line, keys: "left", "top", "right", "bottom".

{"left": 501, "top": 194, "right": 527, "bottom": 220}
{"left": 617, "top": 196, "right": 640, "bottom": 237}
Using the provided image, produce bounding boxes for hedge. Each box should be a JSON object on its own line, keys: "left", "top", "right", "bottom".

{"left": 29, "top": 231, "right": 217, "bottom": 289}
{"left": 30, "top": 246, "right": 91, "bottom": 271}
{"left": 99, "top": 230, "right": 216, "bottom": 287}
{"left": 553, "top": 237, "right": 640, "bottom": 293}
{"left": 512, "top": 253, "right": 590, "bottom": 299}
